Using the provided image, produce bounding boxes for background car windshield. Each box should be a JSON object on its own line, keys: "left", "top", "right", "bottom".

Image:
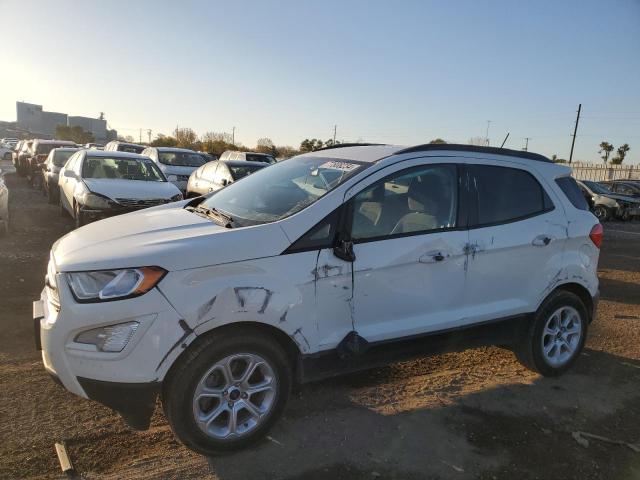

{"left": 201, "top": 156, "right": 367, "bottom": 225}
{"left": 83, "top": 156, "right": 166, "bottom": 181}
{"left": 229, "top": 164, "right": 264, "bottom": 179}
{"left": 52, "top": 150, "right": 76, "bottom": 167}
{"left": 584, "top": 181, "right": 611, "bottom": 194}
{"left": 36, "top": 144, "right": 69, "bottom": 155}
{"left": 246, "top": 153, "right": 276, "bottom": 164}
{"left": 159, "top": 151, "right": 207, "bottom": 167}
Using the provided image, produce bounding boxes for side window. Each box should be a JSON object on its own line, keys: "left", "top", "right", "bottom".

{"left": 350, "top": 164, "right": 458, "bottom": 241}
{"left": 74, "top": 154, "right": 84, "bottom": 175}
{"left": 287, "top": 207, "right": 342, "bottom": 253}
{"left": 472, "top": 165, "right": 553, "bottom": 226}
{"left": 64, "top": 152, "right": 78, "bottom": 171}
{"left": 555, "top": 176, "right": 589, "bottom": 211}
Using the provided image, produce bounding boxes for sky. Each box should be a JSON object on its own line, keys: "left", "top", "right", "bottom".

{"left": 1, "top": 0, "right": 639, "bottom": 163}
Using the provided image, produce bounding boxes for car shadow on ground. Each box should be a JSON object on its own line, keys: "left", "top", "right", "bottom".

{"left": 599, "top": 277, "right": 640, "bottom": 305}
{"left": 202, "top": 348, "right": 640, "bottom": 480}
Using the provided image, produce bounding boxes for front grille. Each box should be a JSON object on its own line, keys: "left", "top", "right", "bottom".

{"left": 115, "top": 198, "right": 170, "bottom": 209}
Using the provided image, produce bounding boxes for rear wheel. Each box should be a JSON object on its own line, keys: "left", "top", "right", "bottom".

{"left": 162, "top": 331, "right": 292, "bottom": 455}
{"left": 515, "top": 291, "right": 588, "bottom": 376}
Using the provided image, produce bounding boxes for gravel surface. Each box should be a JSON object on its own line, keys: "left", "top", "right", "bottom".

{"left": 1, "top": 166, "right": 639, "bottom": 479}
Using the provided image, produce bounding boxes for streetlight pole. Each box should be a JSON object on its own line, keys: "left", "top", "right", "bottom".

{"left": 485, "top": 120, "right": 492, "bottom": 146}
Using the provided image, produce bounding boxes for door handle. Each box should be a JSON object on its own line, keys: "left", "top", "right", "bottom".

{"left": 419, "top": 251, "right": 449, "bottom": 263}
{"left": 532, "top": 235, "right": 554, "bottom": 246}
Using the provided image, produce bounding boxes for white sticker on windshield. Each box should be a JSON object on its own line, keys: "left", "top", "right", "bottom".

{"left": 319, "top": 161, "right": 359, "bottom": 172}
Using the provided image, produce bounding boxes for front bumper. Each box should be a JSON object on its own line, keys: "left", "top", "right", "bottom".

{"left": 33, "top": 276, "right": 187, "bottom": 429}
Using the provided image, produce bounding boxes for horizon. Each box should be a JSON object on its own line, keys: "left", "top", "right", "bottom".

{"left": 1, "top": 0, "right": 639, "bottom": 163}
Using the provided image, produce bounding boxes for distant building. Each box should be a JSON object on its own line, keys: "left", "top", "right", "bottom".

{"left": 15, "top": 101, "right": 116, "bottom": 141}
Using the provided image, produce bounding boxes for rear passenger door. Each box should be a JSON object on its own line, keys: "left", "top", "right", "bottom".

{"left": 464, "top": 163, "right": 568, "bottom": 322}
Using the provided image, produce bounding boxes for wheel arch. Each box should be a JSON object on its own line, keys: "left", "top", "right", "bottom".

{"left": 546, "top": 282, "right": 594, "bottom": 322}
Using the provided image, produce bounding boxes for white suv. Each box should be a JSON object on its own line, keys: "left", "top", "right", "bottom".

{"left": 33, "top": 144, "right": 601, "bottom": 455}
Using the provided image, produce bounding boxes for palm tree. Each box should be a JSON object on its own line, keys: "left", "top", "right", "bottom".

{"left": 598, "top": 142, "right": 614, "bottom": 164}
{"left": 611, "top": 143, "right": 630, "bottom": 164}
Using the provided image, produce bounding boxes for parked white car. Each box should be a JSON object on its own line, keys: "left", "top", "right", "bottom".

{"left": 58, "top": 150, "right": 183, "bottom": 227}
{"left": 34, "top": 144, "right": 601, "bottom": 455}
{"left": 141, "top": 147, "right": 207, "bottom": 193}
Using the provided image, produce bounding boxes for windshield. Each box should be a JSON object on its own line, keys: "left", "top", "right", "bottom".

{"left": 199, "top": 156, "right": 368, "bottom": 226}
{"left": 36, "top": 143, "right": 72, "bottom": 155}
{"left": 118, "top": 144, "right": 145, "bottom": 154}
{"left": 159, "top": 151, "right": 207, "bottom": 167}
{"left": 52, "top": 150, "right": 77, "bottom": 167}
{"left": 229, "top": 164, "right": 265, "bottom": 180}
{"left": 82, "top": 156, "right": 166, "bottom": 181}
{"left": 246, "top": 153, "right": 276, "bottom": 164}
{"left": 584, "top": 181, "right": 611, "bottom": 195}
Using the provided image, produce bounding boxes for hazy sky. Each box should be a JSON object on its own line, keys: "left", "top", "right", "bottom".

{"left": 1, "top": 0, "right": 639, "bottom": 163}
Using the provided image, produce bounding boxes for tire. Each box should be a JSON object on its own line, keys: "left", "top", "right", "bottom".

{"left": 593, "top": 205, "right": 610, "bottom": 222}
{"left": 515, "top": 290, "right": 588, "bottom": 377}
{"left": 162, "top": 330, "right": 292, "bottom": 455}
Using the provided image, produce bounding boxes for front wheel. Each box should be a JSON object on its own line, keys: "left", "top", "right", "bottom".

{"left": 515, "top": 291, "right": 588, "bottom": 376}
{"left": 162, "top": 331, "right": 292, "bottom": 455}
{"left": 593, "top": 205, "right": 610, "bottom": 222}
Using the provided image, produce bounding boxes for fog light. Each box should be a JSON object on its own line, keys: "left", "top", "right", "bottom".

{"left": 75, "top": 321, "right": 139, "bottom": 352}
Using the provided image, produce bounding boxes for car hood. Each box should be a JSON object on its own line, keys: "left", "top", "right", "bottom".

{"left": 83, "top": 179, "right": 180, "bottom": 200}
{"left": 158, "top": 164, "right": 199, "bottom": 175}
{"left": 52, "top": 202, "right": 291, "bottom": 272}
{"left": 596, "top": 193, "right": 640, "bottom": 204}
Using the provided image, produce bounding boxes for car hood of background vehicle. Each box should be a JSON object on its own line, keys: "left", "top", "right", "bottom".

{"left": 83, "top": 179, "right": 180, "bottom": 200}
{"left": 52, "top": 203, "right": 291, "bottom": 272}
{"left": 159, "top": 164, "right": 198, "bottom": 176}
{"left": 597, "top": 192, "right": 640, "bottom": 203}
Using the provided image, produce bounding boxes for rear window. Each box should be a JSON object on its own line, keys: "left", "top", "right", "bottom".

{"left": 472, "top": 165, "right": 554, "bottom": 226}
{"left": 117, "top": 144, "right": 145, "bottom": 154}
{"left": 52, "top": 150, "right": 77, "bottom": 167}
{"left": 36, "top": 143, "right": 71, "bottom": 155}
{"left": 556, "top": 177, "right": 589, "bottom": 211}
{"left": 246, "top": 154, "right": 276, "bottom": 164}
{"left": 159, "top": 151, "right": 207, "bottom": 167}
{"left": 229, "top": 164, "right": 265, "bottom": 179}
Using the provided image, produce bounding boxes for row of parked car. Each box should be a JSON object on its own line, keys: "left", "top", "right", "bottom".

{"left": 576, "top": 179, "right": 640, "bottom": 222}
{"left": 4, "top": 138, "right": 275, "bottom": 227}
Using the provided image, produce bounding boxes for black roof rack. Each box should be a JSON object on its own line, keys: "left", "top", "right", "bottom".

{"left": 396, "top": 143, "right": 552, "bottom": 163}
{"left": 313, "top": 142, "right": 387, "bottom": 152}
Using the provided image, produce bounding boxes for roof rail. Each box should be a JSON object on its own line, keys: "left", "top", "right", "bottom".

{"left": 313, "top": 142, "right": 387, "bottom": 152}
{"left": 396, "top": 143, "right": 552, "bottom": 163}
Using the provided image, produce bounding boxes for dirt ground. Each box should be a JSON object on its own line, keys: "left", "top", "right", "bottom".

{"left": 1, "top": 163, "right": 639, "bottom": 480}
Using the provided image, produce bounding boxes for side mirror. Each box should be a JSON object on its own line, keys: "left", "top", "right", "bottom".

{"left": 63, "top": 170, "right": 76, "bottom": 178}
{"left": 333, "top": 238, "right": 356, "bottom": 262}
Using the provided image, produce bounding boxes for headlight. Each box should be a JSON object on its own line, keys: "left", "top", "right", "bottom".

{"left": 166, "top": 174, "right": 178, "bottom": 182}
{"left": 66, "top": 266, "right": 166, "bottom": 302}
{"left": 170, "top": 193, "right": 183, "bottom": 202}
{"left": 78, "top": 191, "right": 114, "bottom": 209}
{"left": 75, "top": 321, "right": 139, "bottom": 352}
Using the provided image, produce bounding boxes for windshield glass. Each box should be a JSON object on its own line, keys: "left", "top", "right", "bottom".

{"left": 584, "top": 181, "right": 611, "bottom": 195}
{"left": 246, "top": 153, "right": 276, "bottom": 164}
{"left": 37, "top": 143, "right": 72, "bottom": 155}
{"left": 118, "top": 144, "right": 145, "bottom": 154}
{"left": 82, "top": 156, "right": 166, "bottom": 181}
{"left": 159, "top": 151, "right": 207, "bottom": 167}
{"left": 200, "top": 156, "right": 368, "bottom": 226}
{"left": 52, "top": 150, "right": 77, "bottom": 167}
{"left": 229, "top": 164, "right": 265, "bottom": 180}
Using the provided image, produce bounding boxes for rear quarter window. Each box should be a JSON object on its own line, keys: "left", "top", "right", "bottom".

{"left": 555, "top": 177, "right": 589, "bottom": 211}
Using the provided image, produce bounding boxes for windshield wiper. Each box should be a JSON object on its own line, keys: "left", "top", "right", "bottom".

{"left": 186, "top": 204, "right": 234, "bottom": 228}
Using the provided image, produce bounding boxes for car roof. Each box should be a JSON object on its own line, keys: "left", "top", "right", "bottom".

{"left": 83, "top": 150, "right": 150, "bottom": 160}
{"left": 112, "top": 141, "right": 144, "bottom": 147}
{"left": 52, "top": 147, "right": 80, "bottom": 152}
{"left": 154, "top": 147, "right": 197, "bottom": 153}
{"left": 302, "top": 145, "right": 405, "bottom": 163}
{"left": 35, "top": 139, "right": 76, "bottom": 145}
{"left": 222, "top": 160, "right": 267, "bottom": 167}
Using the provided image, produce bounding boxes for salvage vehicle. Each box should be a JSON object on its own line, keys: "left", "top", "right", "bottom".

{"left": 141, "top": 146, "right": 208, "bottom": 193}
{"left": 219, "top": 150, "right": 277, "bottom": 164}
{"left": 43, "top": 147, "right": 79, "bottom": 204}
{"left": 599, "top": 180, "right": 640, "bottom": 199}
{"left": 0, "top": 167, "right": 9, "bottom": 235}
{"left": 103, "top": 141, "right": 145, "bottom": 154}
{"left": 0, "top": 143, "right": 13, "bottom": 161}
{"left": 186, "top": 159, "right": 265, "bottom": 197}
{"left": 34, "top": 144, "right": 601, "bottom": 455}
{"left": 15, "top": 140, "right": 34, "bottom": 176}
{"left": 58, "top": 150, "right": 183, "bottom": 227}
{"left": 577, "top": 179, "right": 640, "bottom": 221}
{"left": 27, "top": 139, "right": 77, "bottom": 188}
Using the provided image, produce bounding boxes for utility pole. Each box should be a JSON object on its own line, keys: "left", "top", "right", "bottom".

{"left": 569, "top": 103, "right": 582, "bottom": 164}
{"left": 500, "top": 132, "right": 510, "bottom": 148}
{"left": 333, "top": 124, "right": 337, "bottom": 144}
{"left": 232, "top": 127, "right": 236, "bottom": 146}
{"left": 147, "top": 129, "right": 152, "bottom": 144}
{"left": 485, "top": 120, "right": 492, "bottom": 146}
{"left": 523, "top": 137, "right": 531, "bottom": 151}
{"left": 139, "top": 128, "right": 142, "bottom": 143}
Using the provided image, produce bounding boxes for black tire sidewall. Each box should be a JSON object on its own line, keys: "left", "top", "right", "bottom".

{"left": 594, "top": 205, "right": 609, "bottom": 221}
{"left": 530, "top": 291, "right": 588, "bottom": 376}
{"left": 163, "top": 333, "right": 291, "bottom": 455}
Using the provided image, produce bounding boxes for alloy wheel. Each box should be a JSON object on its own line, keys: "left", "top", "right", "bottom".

{"left": 541, "top": 306, "right": 583, "bottom": 367}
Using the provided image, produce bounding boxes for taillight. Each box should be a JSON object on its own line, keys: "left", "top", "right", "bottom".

{"left": 589, "top": 223, "right": 603, "bottom": 249}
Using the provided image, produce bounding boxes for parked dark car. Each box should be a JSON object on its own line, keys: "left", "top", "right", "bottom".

{"left": 219, "top": 150, "right": 277, "bottom": 164}
{"left": 15, "top": 140, "right": 34, "bottom": 176}
{"left": 577, "top": 180, "right": 640, "bottom": 221}
{"left": 27, "top": 140, "right": 77, "bottom": 188}
{"left": 43, "top": 147, "right": 80, "bottom": 204}
{"left": 599, "top": 180, "right": 640, "bottom": 199}
{"left": 186, "top": 159, "right": 266, "bottom": 197}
